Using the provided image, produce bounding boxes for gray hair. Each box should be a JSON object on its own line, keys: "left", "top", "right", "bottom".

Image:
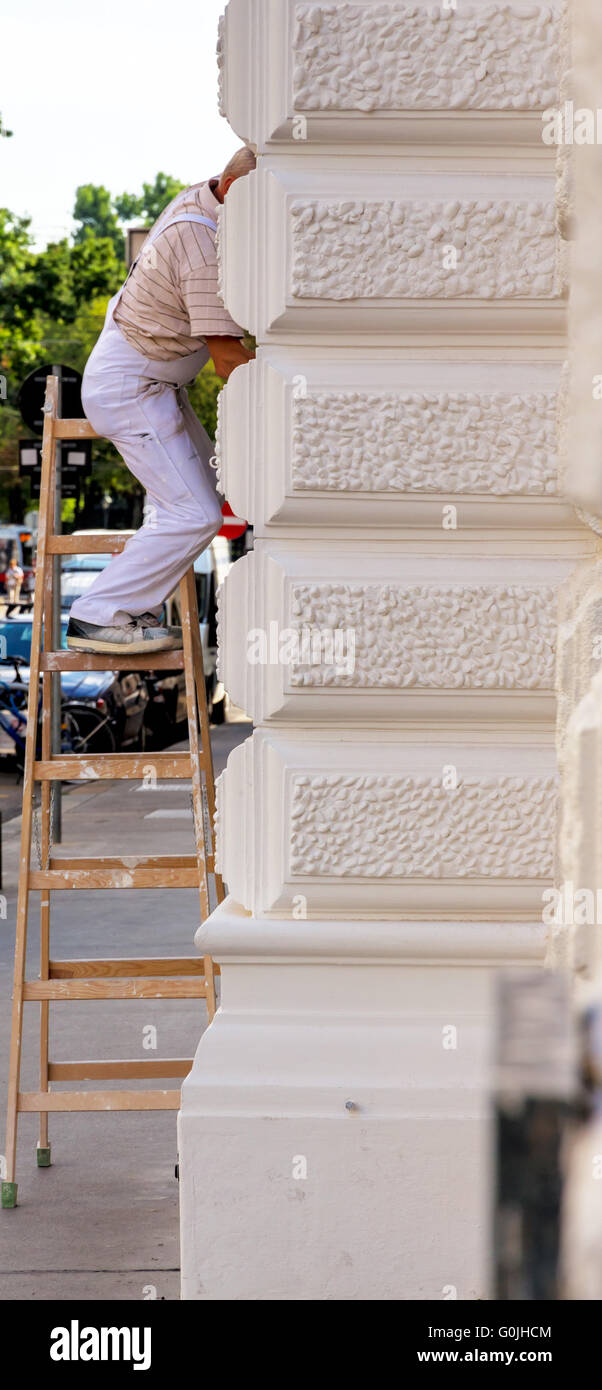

{"left": 219, "top": 146, "right": 257, "bottom": 188}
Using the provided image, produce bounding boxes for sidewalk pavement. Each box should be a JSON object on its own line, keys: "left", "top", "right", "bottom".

{"left": 0, "top": 709, "right": 251, "bottom": 1301}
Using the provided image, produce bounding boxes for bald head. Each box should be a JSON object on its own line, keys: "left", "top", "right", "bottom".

{"left": 216, "top": 146, "right": 257, "bottom": 202}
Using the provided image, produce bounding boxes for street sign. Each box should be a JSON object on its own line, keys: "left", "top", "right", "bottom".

{"left": 219, "top": 500, "right": 247, "bottom": 540}
{"left": 18, "top": 364, "right": 83, "bottom": 435}
{"left": 19, "top": 439, "right": 92, "bottom": 499}
{"left": 19, "top": 439, "right": 92, "bottom": 476}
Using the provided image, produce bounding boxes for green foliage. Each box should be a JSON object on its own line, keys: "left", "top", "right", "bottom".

{"left": 114, "top": 172, "right": 186, "bottom": 227}
{"left": 187, "top": 361, "right": 223, "bottom": 442}
{"left": 73, "top": 183, "right": 124, "bottom": 258}
{"left": 0, "top": 174, "right": 222, "bottom": 521}
{"left": 0, "top": 209, "right": 43, "bottom": 381}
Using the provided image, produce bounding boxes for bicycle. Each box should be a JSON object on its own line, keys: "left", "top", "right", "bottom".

{"left": 0, "top": 659, "right": 115, "bottom": 772}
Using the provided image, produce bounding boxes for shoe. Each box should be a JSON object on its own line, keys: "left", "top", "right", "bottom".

{"left": 66, "top": 616, "right": 181, "bottom": 655}
{"left": 139, "top": 612, "right": 183, "bottom": 643}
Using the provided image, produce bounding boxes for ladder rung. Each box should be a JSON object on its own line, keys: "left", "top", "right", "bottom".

{"left": 48, "top": 1059, "right": 192, "bottom": 1080}
{"left": 47, "top": 854, "right": 195, "bottom": 872}
{"left": 47, "top": 533, "right": 133, "bottom": 554}
{"left": 17, "top": 1090, "right": 181, "bottom": 1112}
{"left": 35, "top": 753, "right": 192, "bottom": 781}
{"left": 30, "top": 865, "right": 199, "bottom": 889}
{"left": 53, "top": 419, "right": 99, "bottom": 440}
{"left": 23, "top": 979, "right": 208, "bottom": 1000}
{"left": 40, "top": 649, "right": 185, "bottom": 671}
{"left": 49, "top": 956, "right": 204, "bottom": 978}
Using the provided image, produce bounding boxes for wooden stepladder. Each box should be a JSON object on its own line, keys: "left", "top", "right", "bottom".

{"left": 2, "top": 375, "right": 224, "bottom": 1209}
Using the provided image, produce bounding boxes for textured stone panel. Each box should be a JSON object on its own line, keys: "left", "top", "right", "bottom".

{"left": 292, "top": 389, "right": 557, "bottom": 494}
{"left": 288, "top": 583, "right": 557, "bottom": 689}
{"left": 290, "top": 773, "right": 556, "bottom": 878}
{"left": 291, "top": 198, "right": 559, "bottom": 299}
{"left": 293, "top": 3, "right": 559, "bottom": 112}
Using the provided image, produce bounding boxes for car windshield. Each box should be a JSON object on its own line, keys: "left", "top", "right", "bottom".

{"left": 61, "top": 555, "right": 112, "bottom": 570}
{"left": 0, "top": 619, "right": 68, "bottom": 661}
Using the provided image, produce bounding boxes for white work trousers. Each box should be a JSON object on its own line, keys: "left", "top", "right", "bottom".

{"left": 71, "top": 294, "right": 222, "bottom": 628}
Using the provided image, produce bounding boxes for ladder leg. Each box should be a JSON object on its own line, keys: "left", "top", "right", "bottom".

{"left": 179, "top": 567, "right": 217, "bottom": 1020}
{"left": 37, "top": 672, "right": 53, "bottom": 1166}
{"left": 3, "top": 586, "right": 46, "bottom": 1202}
{"left": 191, "top": 607, "right": 225, "bottom": 909}
{"left": 36, "top": 509, "right": 57, "bottom": 1165}
{"left": 3, "top": 378, "right": 57, "bottom": 1208}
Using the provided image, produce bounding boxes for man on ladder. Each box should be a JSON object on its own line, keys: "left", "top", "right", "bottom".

{"left": 67, "top": 145, "right": 255, "bottom": 657}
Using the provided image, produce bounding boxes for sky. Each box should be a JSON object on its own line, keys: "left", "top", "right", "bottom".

{"left": 0, "top": 0, "right": 240, "bottom": 248}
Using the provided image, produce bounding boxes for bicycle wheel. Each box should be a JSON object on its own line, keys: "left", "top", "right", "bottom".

{"left": 62, "top": 705, "right": 117, "bottom": 755}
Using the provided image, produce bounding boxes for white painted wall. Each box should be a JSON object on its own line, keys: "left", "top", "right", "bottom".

{"left": 179, "top": 0, "right": 593, "bottom": 1300}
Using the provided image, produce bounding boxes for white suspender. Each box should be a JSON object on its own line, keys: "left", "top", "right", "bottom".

{"left": 148, "top": 212, "right": 218, "bottom": 241}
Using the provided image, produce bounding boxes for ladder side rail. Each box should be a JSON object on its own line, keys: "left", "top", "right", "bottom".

{"left": 179, "top": 567, "right": 216, "bottom": 1018}
{"left": 38, "top": 453, "right": 58, "bottom": 1161}
{"left": 3, "top": 376, "right": 59, "bottom": 1197}
{"left": 192, "top": 625, "right": 225, "bottom": 903}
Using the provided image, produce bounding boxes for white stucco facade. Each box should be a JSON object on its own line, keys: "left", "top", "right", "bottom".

{"left": 179, "top": 0, "right": 596, "bottom": 1299}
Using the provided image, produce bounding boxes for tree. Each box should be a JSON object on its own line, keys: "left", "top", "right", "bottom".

{"left": 115, "top": 172, "right": 186, "bottom": 227}
{"left": 0, "top": 209, "right": 43, "bottom": 381}
{"left": 73, "top": 184, "right": 124, "bottom": 258}
{"left": 70, "top": 237, "right": 125, "bottom": 309}
{"left": 188, "top": 362, "right": 222, "bottom": 444}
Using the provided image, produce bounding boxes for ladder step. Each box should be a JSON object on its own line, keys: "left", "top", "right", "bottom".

{"left": 49, "top": 956, "right": 204, "bottom": 978}
{"left": 53, "top": 419, "right": 99, "bottom": 440}
{"left": 30, "top": 865, "right": 199, "bottom": 889}
{"left": 48, "top": 1059, "right": 192, "bottom": 1080}
{"left": 23, "top": 979, "right": 207, "bottom": 1000}
{"left": 35, "top": 753, "right": 192, "bottom": 781}
{"left": 41, "top": 649, "right": 185, "bottom": 671}
{"left": 48, "top": 855, "right": 196, "bottom": 870}
{"left": 18, "top": 1090, "right": 181, "bottom": 1112}
{"left": 47, "top": 532, "right": 132, "bottom": 554}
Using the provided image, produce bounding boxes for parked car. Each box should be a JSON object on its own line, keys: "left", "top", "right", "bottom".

{"left": 0, "top": 614, "right": 149, "bottom": 755}
{"left": 0, "top": 525, "right": 36, "bottom": 602}
{"left": 60, "top": 551, "right": 114, "bottom": 609}
{"left": 157, "top": 542, "right": 229, "bottom": 737}
{"left": 59, "top": 533, "right": 230, "bottom": 740}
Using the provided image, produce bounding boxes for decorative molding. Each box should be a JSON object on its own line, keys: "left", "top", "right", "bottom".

{"left": 293, "top": 3, "right": 559, "bottom": 113}
{"left": 196, "top": 896, "right": 547, "bottom": 965}
{"left": 216, "top": 732, "right": 558, "bottom": 916}
{"left": 291, "top": 198, "right": 560, "bottom": 300}
{"left": 217, "top": 358, "right": 576, "bottom": 532}
{"left": 219, "top": 169, "right": 565, "bottom": 336}
{"left": 217, "top": 13, "right": 226, "bottom": 118}
{"left": 217, "top": 545, "right": 569, "bottom": 721}
{"left": 290, "top": 772, "right": 556, "bottom": 879}
{"left": 218, "top": 0, "right": 560, "bottom": 149}
{"left": 215, "top": 213, "right": 225, "bottom": 312}
{"left": 292, "top": 389, "right": 557, "bottom": 495}
{"left": 214, "top": 769, "right": 225, "bottom": 878}
{"left": 288, "top": 582, "right": 557, "bottom": 689}
{"left": 214, "top": 385, "right": 225, "bottom": 492}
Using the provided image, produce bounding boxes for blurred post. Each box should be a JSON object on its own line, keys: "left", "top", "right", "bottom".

{"left": 494, "top": 972, "right": 577, "bottom": 1299}
{"left": 50, "top": 365, "right": 62, "bottom": 842}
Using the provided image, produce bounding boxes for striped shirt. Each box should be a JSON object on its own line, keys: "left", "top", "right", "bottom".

{"left": 114, "top": 179, "right": 244, "bottom": 360}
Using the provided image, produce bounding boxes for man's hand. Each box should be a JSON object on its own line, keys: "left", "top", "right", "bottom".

{"left": 206, "top": 335, "right": 254, "bottom": 381}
